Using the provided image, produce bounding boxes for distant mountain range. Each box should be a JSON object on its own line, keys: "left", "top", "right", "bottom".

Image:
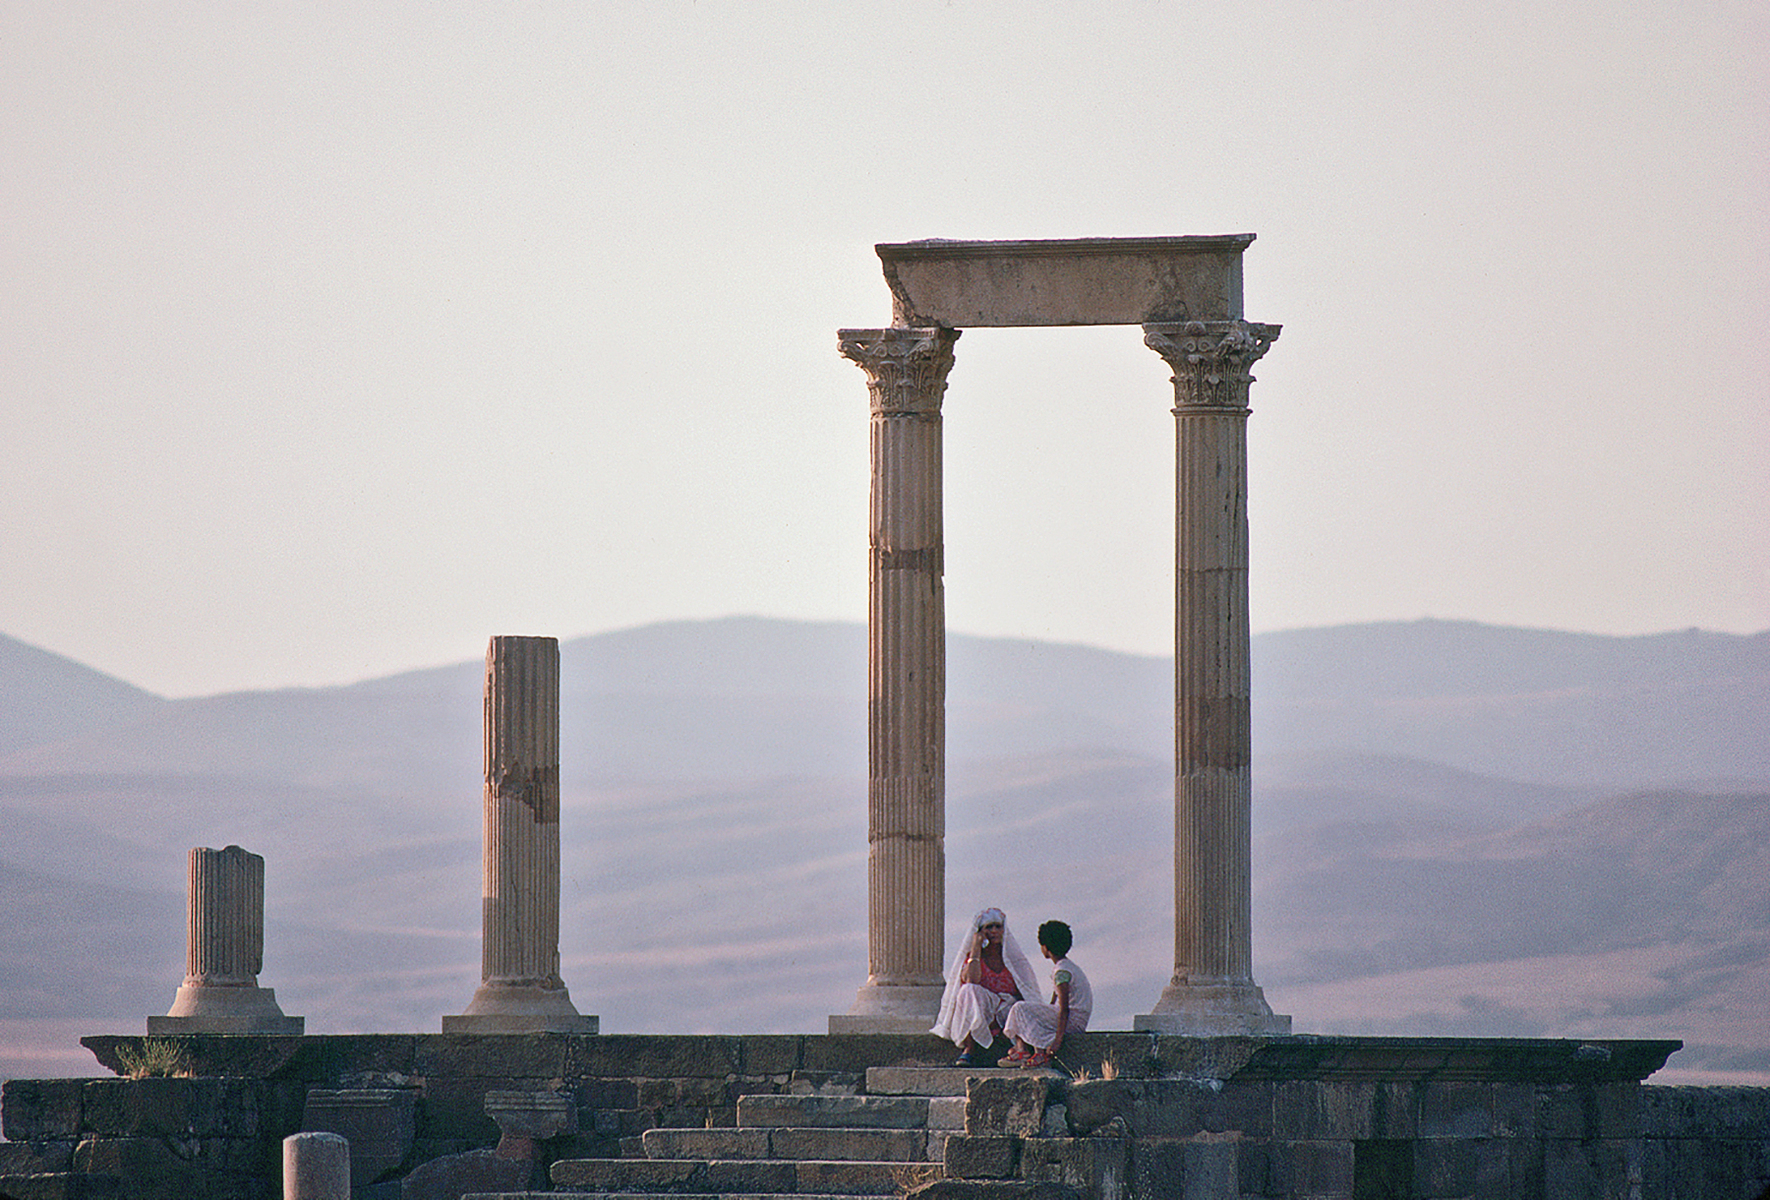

{"left": 1, "top": 617, "right": 1765, "bottom": 1083}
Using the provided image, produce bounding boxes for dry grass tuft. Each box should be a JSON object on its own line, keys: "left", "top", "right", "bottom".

{"left": 115, "top": 1039, "right": 194, "bottom": 1080}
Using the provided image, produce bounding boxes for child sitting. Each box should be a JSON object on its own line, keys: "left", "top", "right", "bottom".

{"left": 1002, "top": 919, "right": 1092, "bottom": 1069}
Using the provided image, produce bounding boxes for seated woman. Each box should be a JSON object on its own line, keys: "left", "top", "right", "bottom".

{"left": 930, "top": 907, "right": 1040, "bottom": 1066}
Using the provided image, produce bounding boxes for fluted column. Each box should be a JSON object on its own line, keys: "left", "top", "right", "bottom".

{"left": 445, "top": 635, "right": 597, "bottom": 1032}
{"left": 831, "top": 326, "right": 959, "bottom": 1033}
{"left": 1136, "top": 320, "right": 1290, "bottom": 1035}
{"left": 150, "top": 845, "right": 302, "bottom": 1033}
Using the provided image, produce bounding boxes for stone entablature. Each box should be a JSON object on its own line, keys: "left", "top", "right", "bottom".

{"left": 876, "top": 236, "right": 1252, "bottom": 326}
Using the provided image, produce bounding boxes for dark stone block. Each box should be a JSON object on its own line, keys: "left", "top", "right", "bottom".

{"left": 79, "top": 1034, "right": 298, "bottom": 1081}
{"left": 909, "top": 1181, "right": 1083, "bottom": 1200}
{"left": 1419, "top": 1082, "right": 1492, "bottom": 1139}
{"left": 420, "top": 1077, "right": 538, "bottom": 1146}
{"left": 72, "top": 1137, "right": 201, "bottom": 1199}
{"left": 1236, "top": 1139, "right": 1279, "bottom": 1197}
{"left": 255, "top": 1080, "right": 308, "bottom": 1141}
{"left": 1233, "top": 1036, "right": 1680, "bottom": 1083}
{"left": 281, "top": 1034, "right": 418, "bottom": 1083}
{"left": 1275, "top": 1080, "right": 1376, "bottom": 1141}
{"left": 571, "top": 1077, "right": 638, "bottom": 1109}
{"left": 1068, "top": 1078, "right": 1272, "bottom": 1141}
{"left": 636, "top": 1078, "right": 678, "bottom": 1107}
{"left": 946, "top": 1134, "right": 1019, "bottom": 1179}
{"left": 302, "top": 1087, "right": 417, "bottom": 1186}
{"left": 1411, "top": 1136, "right": 1476, "bottom": 1198}
{"left": 1148, "top": 1036, "right": 1264, "bottom": 1081}
{"left": 674, "top": 1076, "right": 731, "bottom": 1108}
{"left": 399, "top": 1146, "right": 533, "bottom": 1199}
{"left": 1542, "top": 1137, "right": 1639, "bottom": 1200}
{"left": 1642, "top": 1085, "right": 1770, "bottom": 1139}
{"left": 1535, "top": 1082, "right": 1641, "bottom": 1140}
{"left": 1491, "top": 1083, "right": 1534, "bottom": 1139}
{"left": 967, "top": 1077, "right": 1047, "bottom": 1137}
{"left": 414, "top": 1034, "right": 569, "bottom": 1080}
{"left": 81, "top": 1078, "right": 258, "bottom": 1139}
{"left": 1267, "top": 1139, "right": 1353, "bottom": 1197}
{"left": 2, "top": 1079, "right": 83, "bottom": 1142}
{"left": 1471, "top": 1136, "right": 1543, "bottom": 1200}
{"left": 1020, "top": 1138, "right": 1132, "bottom": 1192}
{"left": 0, "top": 1140, "right": 75, "bottom": 1174}
{"left": 566, "top": 1034, "right": 741, "bottom": 1079}
{"left": 1351, "top": 1138, "right": 1413, "bottom": 1200}
{"left": 803, "top": 1034, "right": 951, "bottom": 1075}
{"left": 0, "top": 1172, "right": 122, "bottom": 1200}
{"left": 740, "top": 1034, "right": 804, "bottom": 1077}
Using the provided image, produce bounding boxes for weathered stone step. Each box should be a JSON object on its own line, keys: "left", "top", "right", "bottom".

{"left": 866, "top": 1066, "right": 1058, "bottom": 1097}
{"left": 549, "top": 1158, "right": 926, "bottom": 1196}
{"left": 736, "top": 1093, "right": 931, "bottom": 1129}
{"left": 0, "top": 1174, "right": 121, "bottom": 1200}
{"left": 643, "top": 1126, "right": 936, "bottom": 1162}
{"left": 467, "top": 1194, "right": 887, "bottom": 1200}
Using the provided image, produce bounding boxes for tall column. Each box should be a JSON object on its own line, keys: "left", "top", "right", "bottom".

{"left": 830, "top": 326, "right": 960, "bottom": 1033}
{"left": 445, "top": 635, "right": 597, "bottom": 1033}
{"left": 150, "top": 844, "right": 303, "bottom": 1033}
{"left": 1136, "top": 320, "right": 1290, "bottom": 1035}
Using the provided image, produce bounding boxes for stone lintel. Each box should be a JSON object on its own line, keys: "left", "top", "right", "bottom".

{"left": 1229, "top": 1035, "right": 1684, "bottom": 1083}
{"left": 876, "top": 235, "right": 1253, "bottom": 327}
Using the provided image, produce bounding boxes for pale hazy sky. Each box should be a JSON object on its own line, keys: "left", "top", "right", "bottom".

{"left": 5, "top": 2, "right": 1765, "bottom": 698}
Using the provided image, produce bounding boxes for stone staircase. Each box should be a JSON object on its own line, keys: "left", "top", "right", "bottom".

{"left": 468, "top": 1065, "right": 1053, "bottom": 1199}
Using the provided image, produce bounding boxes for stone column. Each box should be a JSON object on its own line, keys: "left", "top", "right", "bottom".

{"left": 150, "top": 844, "right": 302, "bottom": 1033}
{"left": 283, "top": 1132, "right": 351, "bottom": 1200}
{"left": 830, "top": 326, "right": 960, "bottom": 1032}
{"left": 445, "top": 635, "right": 597, "bottom": 1033}
{"left": 1135, "top": 320, "right": 1290, "bottom": 1035}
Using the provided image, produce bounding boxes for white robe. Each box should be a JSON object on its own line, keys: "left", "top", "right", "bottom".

{"left": 1003, "top": 955, "right": 1093, "bottom": 1049}
{"left": 929, "top": 915, "right": 1040, "bottom": 1048}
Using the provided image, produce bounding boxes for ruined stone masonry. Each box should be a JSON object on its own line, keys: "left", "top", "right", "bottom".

{"left": 148, "top": 844, "right": 302, "bottom": 1035}
{"left": 835, "top": 237, "right": 1286, "bottom": 1035}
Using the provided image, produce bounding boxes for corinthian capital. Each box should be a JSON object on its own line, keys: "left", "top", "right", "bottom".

{"left": 1143, "top": 320, "right": 1281, "bottom": 410}
{"left": 838, "top": 327, "right": 961, "bottom": 417}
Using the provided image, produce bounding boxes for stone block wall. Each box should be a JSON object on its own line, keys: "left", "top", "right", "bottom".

{"left": 944, "top": 1062, "right": 1770, "bottom": 1199}
{"left": 4, "top": 1034, "right": 1767, "bottom": 1199}
{"left": 3, "top": 1033, "right": 957, "bottom": 1199}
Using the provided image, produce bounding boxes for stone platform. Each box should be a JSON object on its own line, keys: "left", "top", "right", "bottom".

{"left": 3, "top": 1032, "right": 1765, "bottom": 1200}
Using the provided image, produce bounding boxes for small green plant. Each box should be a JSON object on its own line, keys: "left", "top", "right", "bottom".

{"left": 115, "top": 1038, "right": 193, "bottom": 1080}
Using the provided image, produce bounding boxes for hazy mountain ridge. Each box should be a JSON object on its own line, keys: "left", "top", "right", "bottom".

{"left": 0, "top": 617, "right": 1765, "bottom": 1081}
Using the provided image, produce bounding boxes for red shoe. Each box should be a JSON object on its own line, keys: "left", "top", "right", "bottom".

{"left": 1003, "top": 1046, "right": 1030, "bottom": 1064}
{"left": 1023, "top": 1048, "right": 1052, "bottom": 1069}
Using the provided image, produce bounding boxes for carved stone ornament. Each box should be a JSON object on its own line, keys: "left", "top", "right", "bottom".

{"left": 837, "top": 327, "right": 961, "bottom": 416}
{"left": 1143, "top": 320, "right": 1281, "bottom": 410}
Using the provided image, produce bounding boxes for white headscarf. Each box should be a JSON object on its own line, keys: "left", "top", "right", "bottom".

{"left": 929, "top": 907, "right": 1041, "bottom": 1042}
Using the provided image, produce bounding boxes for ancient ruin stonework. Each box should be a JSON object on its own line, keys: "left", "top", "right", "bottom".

{"left": 445, "top": 635, "right": 596, "bottom": 1034}
{"left": 148, "top": 844, "right": 302, "bottom": 1035}
{"left": 836, "top": 237, "right": 1287, "bottom": 1035}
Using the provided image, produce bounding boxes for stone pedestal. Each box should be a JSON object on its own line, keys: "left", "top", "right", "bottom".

{"left": 831, "top": 327, "right": 959, "bottom": 1033}
{"left": 1135, "top": 321, "right": 1289, "bottom": 1036}
{"left": 445, "top": 636, "right": 597, "bottom": 1034}
{"left": 150, "top": 845, "right": 302, "bottom": 1035}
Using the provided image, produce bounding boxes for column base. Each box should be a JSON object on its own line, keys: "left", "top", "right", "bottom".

{"left": 444, "top": 981, "right": 598, "bottom": 1034}
{"left": 828, "top": 981, "right": 945, "bottom": 1034}
{"left": 149, "top": 984, "right": 304, "bottom": 1034}
{"left": 1134, "top": 979, "right": 1291, "bottom": 1036}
